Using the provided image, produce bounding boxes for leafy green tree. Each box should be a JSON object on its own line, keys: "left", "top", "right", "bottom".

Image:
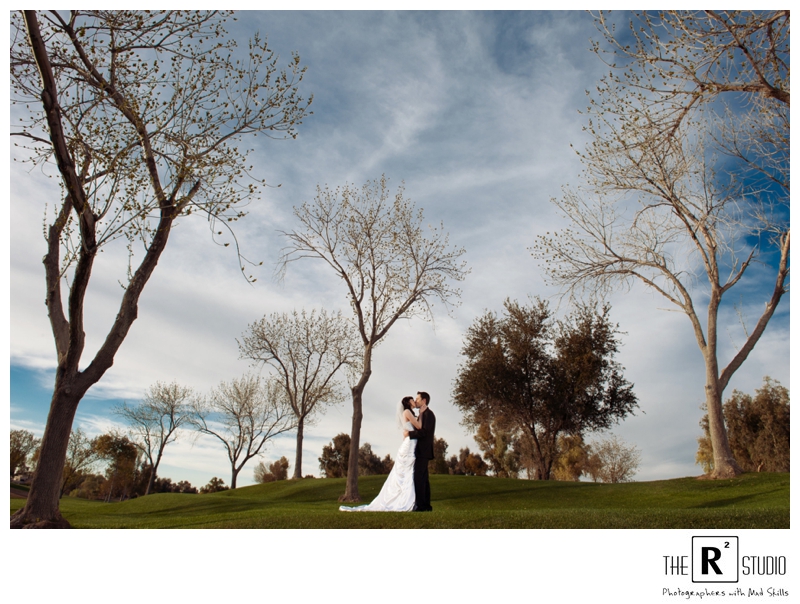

{"left": 552, "top": 435, "right": 591, "bottom": 482}
{"left": 70, "top": 473, "right": 107, "bottom": 500}
{"left": 446, "top": 455, "right": 458, "bottom": 474}
{"left": 10, "top": 430, "right": 40, "bottom": 478}
{"left": 92, "top": 432, "right": 140, "bottom": 501}
{"left": 318, "top": 437, "right": 400, "bottom": 478}
{"left": 150, "top": 475, "right": 174, "bottom": 493}
{"left": 473, "top": 417, "right": 520, "bottom": 478}
{"left": 695, "top": 431, "right": 715, "bottom": 475}
{"left": 533, "top": 11, "right": 789, "bottom": 479}
{"left": 447, "top": 447, "right": 488, "bottom": 476}
{"left": 319, "top": 433, "right": 351, "bottom": 478}
{"left": 200, "top": 477, "right": 229, "bottom": 494}
{"left": 428, "top": 437, "right": 450, "bottom": 475}
{"left": 463, "top": 450, "right": 489, "bottom": 477}
{"left": 280, "top": 175, "right": 468, "bottom": 502}
{"left": 175, "top": 481, "right": 198, "bottom": 494}
{"left": 10, "top": 9, "right": 311, "bottom": 528}
{"left": 697, "top": 377, "right": 789, "bottom": 473}
{"left": 254, "top": 456, "right": 291, "bottom": 483}
{"left": 511, "top": 429, "right": 540, "bottom": 479}
{"left": 357, "top": 443, "right": 386, "bottom": 476}
{"left": 270, "top": 457, "right": 290, "bottom": 481}
{"left": 254, "top": 461, "right": 269, "bottom": 483}
{"left": 454, "top": 298, "right": 638, "bottom": 480}
{"left": 380, "top": 454, "right": 394, "bottom": 475}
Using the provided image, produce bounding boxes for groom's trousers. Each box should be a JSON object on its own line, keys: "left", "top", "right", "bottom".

{"left": 413, "top": 456, "right": 432, "bottom": 511}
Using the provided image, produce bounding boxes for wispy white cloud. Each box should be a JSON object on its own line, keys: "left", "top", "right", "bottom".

{"left": 10, "top": 416, "right": 45, "bottom": 435}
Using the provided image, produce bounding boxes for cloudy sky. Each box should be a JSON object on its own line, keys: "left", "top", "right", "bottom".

{"left": 8, "top": 10, "right": 790, "bottom": 491}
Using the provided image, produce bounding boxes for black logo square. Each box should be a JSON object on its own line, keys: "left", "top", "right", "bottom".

{"left": 692, "top": 536, "right": 739, "bottom": 583}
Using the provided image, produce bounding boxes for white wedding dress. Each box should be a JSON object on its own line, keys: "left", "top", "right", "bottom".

{"left": 339, "top": 421, "right": 416, "bottom": 512}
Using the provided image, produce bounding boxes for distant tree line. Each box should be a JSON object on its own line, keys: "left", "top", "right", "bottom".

{"left": 314, "top": 431, "right": 640, "bottom": 483}
{"left": 318, "top": 433, "right": 395, "bottom": 478}
{"left": 13, "top": 420, "right": 653, "bottom": 500}
{"left": 12, "top": 428, "right": 200, "bottom": 500}
{"left": 11, "top": 425, "right": 301, "bottom": 500}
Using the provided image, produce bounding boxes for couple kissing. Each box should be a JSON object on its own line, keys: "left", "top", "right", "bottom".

{"left": 339, "top": 391, "right": 436, "bottom": 513}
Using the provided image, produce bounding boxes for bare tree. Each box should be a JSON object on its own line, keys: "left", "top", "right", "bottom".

{"left": 59, "top": 428, "right": 99, "bottom": 496}
{"left": 239, "top": 309, "right": 358, "bottom": 479}
{"left": 10, "top": 10, "right": 311, "bottom": 528}
{"left": 280, "top": 175, "right": 468, "bottom": 501}
{"left": 30, "top": 428, "right": 98, "bottom": 495}
{"left": 114, "top": 381, "right": 193, "bottom": 496}
{"left": 533, "top": 11, "right": 789, "bottom": 479}
{"left": 191, "top": 375, "right": 295, "bottom": 489}
{"left": 585, "top": 435, "right": 641, "bottom": 484}
{"left": 590, "top": 11, "right": 789, "bottom": 190}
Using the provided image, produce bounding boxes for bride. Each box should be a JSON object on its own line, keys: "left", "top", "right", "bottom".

{"left": 339, "top": 396, "right": 420, "bottom": 512}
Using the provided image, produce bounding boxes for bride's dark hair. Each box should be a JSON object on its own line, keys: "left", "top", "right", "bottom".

{"left": 401, "top": 396, "right": 414, "bottom": 411}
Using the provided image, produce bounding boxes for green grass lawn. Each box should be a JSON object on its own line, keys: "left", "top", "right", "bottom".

{"left": 10, "top": 472, "right": 789, "bottom": 528}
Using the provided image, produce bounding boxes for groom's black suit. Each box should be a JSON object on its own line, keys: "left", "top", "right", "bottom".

{"left": 408, "top": 407, "right": 436, "bottom": 512}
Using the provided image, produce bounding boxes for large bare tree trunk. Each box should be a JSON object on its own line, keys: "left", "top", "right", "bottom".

{"left": 293, "top": 419, "right": 305, "bottom": 479}
{"left": 12, "top": 220, "right": 172, "bottom": 527}
{"left": 10, "top": 377, "right": 88, "bottom": 528}
{"left": 340, "top": 387, "right": 364, "bottom": 502}
{"left": 144, "top": 447, "right": 164, "bottom": 496}
{"left": 145, "top": 466, "right": 157, "bottom": 496}
{"left": 705, "top": 383, "right": 741, "bottom": 478}
{"left": 699, "top": 294, "right": 743, "bottom": 479}
{"left": 340, "top": 347, "right": 373, "bottom": 502}
{"left": 703, "top": 352, "right": 743, "bottom": 478}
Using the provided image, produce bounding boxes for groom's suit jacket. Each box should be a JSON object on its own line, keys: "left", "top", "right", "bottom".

{"left": 408, "top": 408, "right": 436, "bottom": 461}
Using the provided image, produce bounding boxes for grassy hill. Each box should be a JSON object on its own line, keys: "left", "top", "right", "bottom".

{"left": 9, "top": 472, "right": 789, "bottom": 529}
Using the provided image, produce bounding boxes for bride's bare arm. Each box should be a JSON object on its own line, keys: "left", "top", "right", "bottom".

{"left": 404, "top": 409, "right": 422, "bottom": 429}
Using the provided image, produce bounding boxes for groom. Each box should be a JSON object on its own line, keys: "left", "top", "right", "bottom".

{"left": 404, "top": 391, "right": 435, "bottom": 512}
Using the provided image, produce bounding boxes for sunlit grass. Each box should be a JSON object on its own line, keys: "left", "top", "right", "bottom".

{"left": 10, "top": 472, "right": 789, "bottom": 529}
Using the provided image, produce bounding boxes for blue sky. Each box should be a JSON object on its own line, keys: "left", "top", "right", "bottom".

{"left": 7, "top": 10, "right": 790, "bottom": 491}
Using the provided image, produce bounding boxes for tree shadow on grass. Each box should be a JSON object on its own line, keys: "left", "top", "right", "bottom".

{"left": 688, "top": 487, "right": 789, "bottom": 509}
